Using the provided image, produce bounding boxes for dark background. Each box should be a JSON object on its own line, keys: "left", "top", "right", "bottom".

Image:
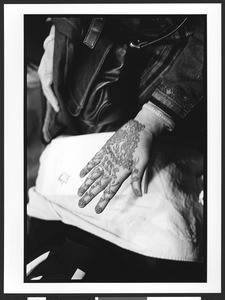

{"left": 26, "top": 16, "right": 49, "bottom": 192}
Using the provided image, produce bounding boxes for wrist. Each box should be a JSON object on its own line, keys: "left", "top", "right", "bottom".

{"left": 134, "top": 109, "right": 165, "bottom": 136}
{"left": 134, "top": 102, "right": 175, "bottom": 136}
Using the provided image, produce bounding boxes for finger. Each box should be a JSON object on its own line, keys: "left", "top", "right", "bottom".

{"left": 77, "top": 165, "right": 104, "bottom": 196}
{"left": 95, "top": 172, "right": 129, "bottom": 214}
{"left": 79, "top": 153, "right": 103, "bottom": 178}
{"left": 43, "top": 85, "right": 60, "bottom": 112}
{"left": 131, "top": 158, "right": 149, "bottom": 197}
{"left": 78, "top": 176, "right": 110, "bottom": 208}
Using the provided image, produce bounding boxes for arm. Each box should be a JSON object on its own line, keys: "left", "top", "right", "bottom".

{"left": 77, "top": 17, "right": 205, "bottom": 214}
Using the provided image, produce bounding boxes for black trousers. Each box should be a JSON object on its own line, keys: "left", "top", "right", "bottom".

{"left": 26, "top": 217, "right": 206, "bottom": 282}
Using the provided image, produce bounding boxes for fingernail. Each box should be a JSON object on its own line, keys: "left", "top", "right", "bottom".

{"left": 77, "top": 187, "right": 84, "bottom": 196}
{"left": 79, "top": 170, "right": 86, "bottom": 178}
{"left": 78, "top": 199, "right": 86, "bottom": 208}
{"left": 95, "top": 206, "right": 103, "bottom": 214}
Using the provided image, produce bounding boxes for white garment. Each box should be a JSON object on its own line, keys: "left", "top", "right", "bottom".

{"left": 27, "top": 132, "right": 203, "bottom": 262}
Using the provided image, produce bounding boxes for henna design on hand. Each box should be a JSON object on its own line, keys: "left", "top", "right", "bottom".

{"left": 78, "top": 120, "right": 146, "bottom": 211}
{"left": 102, "top": 120, "right": 145, "bottom": 171}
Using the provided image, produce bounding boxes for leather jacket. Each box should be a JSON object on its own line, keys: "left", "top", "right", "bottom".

{"left": 42, "top": 16, "right": 205, "bottom": 143}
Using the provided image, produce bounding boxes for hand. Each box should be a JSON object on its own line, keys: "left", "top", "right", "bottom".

{"left": 38, "top": 26, "right": 59, "bottom": 112}
{"left": 77, "top": 108, "right": 166, "bottom": 214}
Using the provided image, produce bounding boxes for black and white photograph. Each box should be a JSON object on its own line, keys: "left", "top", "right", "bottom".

{"left": 3, "top": 2, "right": 222, "bottom": 296}
{"left": 25, "top": 13, "right": 206, "bottom": 283}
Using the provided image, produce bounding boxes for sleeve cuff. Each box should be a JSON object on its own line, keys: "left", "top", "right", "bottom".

{"left": 151, "top": 82, "right": 197, "bottom": 119}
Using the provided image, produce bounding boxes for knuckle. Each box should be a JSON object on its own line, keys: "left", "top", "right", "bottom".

{"left": 91, "top": 182, "right": 99, "bottom": 191}
{"left": 131, "top": 174, "right": 140, "bottom": 183}
{"left": 103, "top": 188, "right": 114, "bottom": 200}
{"left": 87, "top": 161, "right": 94, "bottom": 168}
{"left": 84, "top": 179, "right": 92, "bottom": 186}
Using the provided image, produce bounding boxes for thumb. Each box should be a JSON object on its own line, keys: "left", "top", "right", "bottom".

{"left": 131, "top": 157, "right": 148, "bottom": 197}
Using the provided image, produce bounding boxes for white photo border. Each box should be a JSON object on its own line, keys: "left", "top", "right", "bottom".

{"left": 4, "top": 3, "right": 222, "bottom": 294}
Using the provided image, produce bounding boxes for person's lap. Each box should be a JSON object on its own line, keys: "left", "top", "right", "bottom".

{"left": 26, "top": 131, "right": 204, "bottom": 282}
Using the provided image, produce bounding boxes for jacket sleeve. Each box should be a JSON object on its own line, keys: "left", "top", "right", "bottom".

{"left": 147, "top": 18, "right": 205, "bottom": 121}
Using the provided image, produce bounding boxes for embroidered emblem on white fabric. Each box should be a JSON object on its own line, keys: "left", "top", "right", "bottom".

{"left": 58, "top": 172, "right": 70, "bottom": 185}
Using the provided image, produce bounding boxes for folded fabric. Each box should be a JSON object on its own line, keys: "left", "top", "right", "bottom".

{"left": 27, "top": 132, "right": 203, "bottom": 262}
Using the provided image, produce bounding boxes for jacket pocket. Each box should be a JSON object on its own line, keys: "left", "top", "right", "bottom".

{"left": 66, "top": 35, "right": 114, "bottom": 117}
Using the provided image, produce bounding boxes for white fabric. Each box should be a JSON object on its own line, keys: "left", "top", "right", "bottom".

{"left": 26, "top": 251, "right": 50, "bottom": 276}
{"left": 27, "top": 132, "right": 203, "bottom": 262}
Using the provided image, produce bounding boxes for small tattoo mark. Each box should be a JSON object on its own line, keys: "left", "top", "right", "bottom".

{"left": 58, "top": 172, "right": 70, "bottom": 185}
{"left": 131, "top": 176, "right": 139, "bottom": 183}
